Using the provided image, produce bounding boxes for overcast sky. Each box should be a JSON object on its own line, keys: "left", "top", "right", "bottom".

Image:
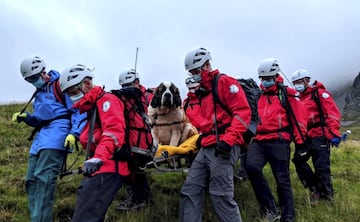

{"left": 1, "top": 0, "right": 359, "bottom": 104}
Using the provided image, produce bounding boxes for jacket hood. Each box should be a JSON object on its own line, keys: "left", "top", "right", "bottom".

{"left": 302, "top": 80, "right": 326, "bottom": 96}
{"left": 48, "top": 70, "right": 60, "bottom": 83}
{"left": 200, "top": 69, "right": 220, "bottom": 91}
{"left": 73, "top": 86, "right": 106, "bottom": 113}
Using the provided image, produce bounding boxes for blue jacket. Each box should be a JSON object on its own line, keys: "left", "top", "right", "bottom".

{"left": 22, "top": 70, "right": 87, "bottom": 155}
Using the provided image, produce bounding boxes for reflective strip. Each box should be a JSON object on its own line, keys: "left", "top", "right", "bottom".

{"left": 103, "top": 132, "right": 119, "bottom": 146}
{"left": 234, "top": 114, "right": 248, "bottom": 129}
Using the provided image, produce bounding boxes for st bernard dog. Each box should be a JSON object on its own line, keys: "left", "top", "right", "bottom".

{"left": 148, "top": 81, "right": 198, "bottom": 146}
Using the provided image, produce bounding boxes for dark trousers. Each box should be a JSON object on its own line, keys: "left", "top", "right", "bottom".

{"left": 245, "top": 140, "right": 295, "bottom": 220}
{"left": 292, "top": 136, "right": 333, "bottom": 199}
{"left": 71, "top": 173, "right": 123, "bottom": 222}
{"left": 123, "top": 172, "right": 150, "bottom": 202}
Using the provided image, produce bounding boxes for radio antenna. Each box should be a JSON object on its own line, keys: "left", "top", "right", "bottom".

{"left": 134, "top": 47, "right": 139, "bottom": 73}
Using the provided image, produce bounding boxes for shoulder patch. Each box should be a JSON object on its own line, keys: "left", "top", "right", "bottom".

{"left": 322, "top": 92, "right": 330, "bottom": 99}
{"left": 102, "top": 100, "right": 111, "bottom": 112}
{"left": 229, "top": 84, "right": 239, "bottom": 94}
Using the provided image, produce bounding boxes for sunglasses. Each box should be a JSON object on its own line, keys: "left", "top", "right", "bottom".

{"left": 185, "top": 75, "right": 201, "bottom": 85}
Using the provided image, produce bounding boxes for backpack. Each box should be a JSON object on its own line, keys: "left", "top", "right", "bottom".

{"left": 52, "top": 79, "right": 66, "bottom": 105}
{"left": 110, "top": 88, "right": 154, "bottom": 170}
{"left": 212, "top": 74, "right": 261, "bottom": 143}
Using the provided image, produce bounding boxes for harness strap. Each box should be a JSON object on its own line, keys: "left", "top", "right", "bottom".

{"left": 27, "top": 114, "right": 71, "bottom": 141}
{"left": 151, "top": 121, "right": 184, "bottom": 127}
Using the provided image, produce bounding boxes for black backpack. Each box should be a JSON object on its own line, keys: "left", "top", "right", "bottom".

{"left": 212, "top": 74, "right": 261, "bottom": 143}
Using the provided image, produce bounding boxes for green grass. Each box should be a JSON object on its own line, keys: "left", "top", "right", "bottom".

{"left": 1, "top": 103, "right": 360, "bottom": 222}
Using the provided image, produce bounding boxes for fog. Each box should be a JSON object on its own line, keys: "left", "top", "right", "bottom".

{"left": 1, "top": 0, "right": 359, "bottom": 103}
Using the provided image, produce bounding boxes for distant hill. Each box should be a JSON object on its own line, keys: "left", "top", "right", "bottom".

{"left": 332, "top": 72, "right": 360, "bottom": 126}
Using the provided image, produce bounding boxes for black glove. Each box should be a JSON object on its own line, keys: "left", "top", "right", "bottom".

{"left": 292, "top": 143, "right": 310, "bottom": 164}
{"left": 215, "top": 141, "right": 232, "bottom": 159}
{"left": 112, "top": 144, "right": 131, "bottom": 162}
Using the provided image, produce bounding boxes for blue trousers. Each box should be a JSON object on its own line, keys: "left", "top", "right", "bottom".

{"left": 26, "top": 149, "right": 65, "bottom": 222}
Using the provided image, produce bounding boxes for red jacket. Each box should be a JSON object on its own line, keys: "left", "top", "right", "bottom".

{"left": 74, "top": 86, "right": 130, "bottom": 176}
{"left": 300, "top": 81, "right": 341, "bottom": 139}
{"left": 183, "top": 92, "right": 201, "bottom": 130}
{"left": 197, "top": 69, "right": 251, "bottom": 147}
{"left": 255, "top": 76, "right": 307, "bottom": 144}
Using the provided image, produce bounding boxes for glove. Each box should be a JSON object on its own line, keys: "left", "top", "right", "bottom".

{"left": 293, "top": 143, "right": 310, "bottom": 163}
{"left": 64, "top": 134, "right": 82, "bottom": 150}
{"left": 12, "top": 112, "right": 27, "bottom": 123}
{"left": 83, "top": 158, "right": 103, "bottom": 175}
{"left": 330, "top": 137, "right": 341, "bottom": 147}
{"left": 215, "top": 141, "right": 232, "bottom": 159}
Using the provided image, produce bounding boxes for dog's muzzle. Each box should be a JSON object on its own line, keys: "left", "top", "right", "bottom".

{"left": 161, "top": 92, "right": 173, "bottom": 107}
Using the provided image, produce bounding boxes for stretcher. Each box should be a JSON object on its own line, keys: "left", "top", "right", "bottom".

{"left": 131, "top": 134, "right": 199, "bottom": 173}
{"left": 60, "top": 134, "right": 199, "bottom": 177}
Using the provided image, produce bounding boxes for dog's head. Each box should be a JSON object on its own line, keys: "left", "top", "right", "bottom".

{"left": 151, "top": 81, "right": 182, "bottom": 109}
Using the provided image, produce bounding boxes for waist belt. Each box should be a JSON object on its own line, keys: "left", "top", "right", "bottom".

{"left": 307, "top": 122, "right": 323, "bottom": 129}
{"left": 256, "top": 126, "right": 291, "bottom": 135}
{"left": 28, "top": 114, "right": 71, "bottom": 141}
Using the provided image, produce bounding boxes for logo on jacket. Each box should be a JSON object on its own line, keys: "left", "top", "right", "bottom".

{"left": 229, "top": 84, "right": 239, "bottom": 93}
{"left": 102, "top": 101, "right": 111, "bottom": 112}
{"left": 322, "top": 92, "right": 330, "bottom": 99}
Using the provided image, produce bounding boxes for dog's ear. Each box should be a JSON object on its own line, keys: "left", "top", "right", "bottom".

{"left": 150, "top": 88, "right": 160, "bottom": 108}
{"left": 172, "top": 83, "right": 182, "bottom": 107}
{"left": 150, "top": 83, "right": 163, "bottom": 108}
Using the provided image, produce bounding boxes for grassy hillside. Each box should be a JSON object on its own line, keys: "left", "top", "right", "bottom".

{"left": 1, "top": 104, "right": 360, "bottom": 222}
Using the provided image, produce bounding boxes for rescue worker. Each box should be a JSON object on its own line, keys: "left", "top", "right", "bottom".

{"left": 59, "top": 64, "right": 131, "bottom": 222}
{"left": 12, "top": 56, "right": 85, "bottom": 222}
{"left": 245, "top": 58, "right": 307, "bottom": 222}
{"left": 183, "top": 75, "right": 202, "bottom": 129}
{"left": 179, "top": 47, "right": 251, "bottom": 222}
{"left": 116, "top": 69, "right": 153, "bottom": 211}
{"left": 291, "top": 69, "right": 341, "bottom": 205}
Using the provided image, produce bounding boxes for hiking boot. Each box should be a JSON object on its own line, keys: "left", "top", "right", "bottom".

{"left": 264, "top": 211, "right": 281, "bottom": 222}
{"left": 234, "top": 168, "right": 248, "bottom": 182}
{"left": 310, "top": 192, "right": 321, "bottom": 206}
{"left": 116, "top": 198, "right": 147, "bottom": 211}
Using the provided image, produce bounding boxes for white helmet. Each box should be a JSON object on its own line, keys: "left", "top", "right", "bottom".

{"left": 20, "top": 56, "right": 46, "bottom": 79}
{"left": 258, "top": 58, "right": 280, "bottom": 77}
{"left": 291, "top": 69, "right": 311, "bottom": 83}
{"left": 184, "top": 47, "right": 212, "bottom": 71}
{"left": 59, "top": 64, "right": 94, "bottom": 92}
{"left": 118, "top": 69, "right": 139, "bottom": 86}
